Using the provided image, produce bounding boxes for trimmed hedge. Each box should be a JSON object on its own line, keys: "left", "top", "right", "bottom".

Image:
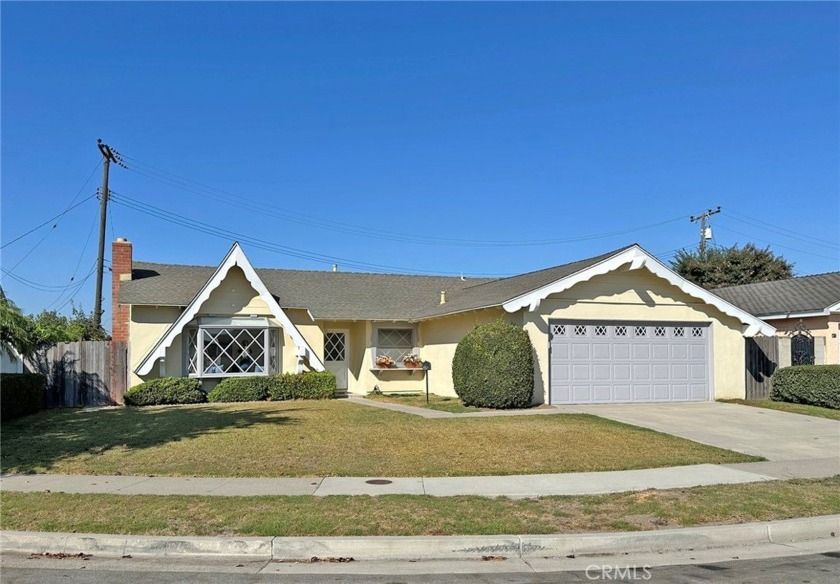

{"left": 124, "top": 377, "right": 206, "bottom": 406}
{"left": 208, "top": 376, "right": 271, "bottom": 403}
{"left": 1, "top": 373, "right": 46, "bottom": 421}
{"left": 452, "top": 320, "right": 534, "bottom": 409}
{"left": 771, "top": 365, "right": 840, "bottom": 410}
{"left": 268, "top": 371, "right": 337, "bottom": 401}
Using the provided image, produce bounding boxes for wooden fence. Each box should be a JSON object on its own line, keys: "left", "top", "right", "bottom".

{"left": 27, "top": 341, "right": 128, "bottom": 407}
{"left": 745, "top": 336, "right": 778, "bottom": 400}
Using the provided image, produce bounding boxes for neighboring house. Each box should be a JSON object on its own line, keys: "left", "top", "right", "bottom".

{"left": 0, "top": 344, "right": 24, "bottom": 373}
{"left": 112, "top": 238, "right": 774, "bottom": 405}
{"left": 714, "top": 273, "right": 840, "bottom": 366}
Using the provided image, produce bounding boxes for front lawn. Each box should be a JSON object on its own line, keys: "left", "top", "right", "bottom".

{"left": 2, "top": 476, "right": 837, "bottom": 536}
{"left": 366, "top": 392, "right": 484, "bottom": 413}
{"left": 722, "top": 399, "right": 840, "bottom": 421}
{"left": 0, "top": 401, "right": 758, "bottom": 477}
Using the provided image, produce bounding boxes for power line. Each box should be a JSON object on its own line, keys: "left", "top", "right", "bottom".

{"left": 46, "top": 209, "right": 101, "bottom": 311}
{"left": 110, "top": 191, "right": 513, "bottom": 277}
{"left": 121, "top": 153, "right": 690, "bottom": 248}
{"left": 719, "top": 209, "right": 839, "bottom": 250}
{"left": 713, "top": 225, "right": 839, "bottom": 262}
{"left": 1, "top": 194, "right": 98, "bottom": 250}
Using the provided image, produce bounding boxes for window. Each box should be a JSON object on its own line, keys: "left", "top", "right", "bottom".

{"left": 653, "top": 326, "right": 666, "bottom": 337}
{"left": 376, "top": 328, "right": 414, "bottom": 363}
{"left": 634, "top": 326, "right": 647, "bottom": 337}
{"left": 691, "top": 327, "right": 704, "bottom": 338}
{"left": 573, "top": 325, "right": 587, "bottom": 336}
{"left": 550, "top": 324, "right": 565, "bottom": 337}
{"left": 185, "top": 319, "right": 278, "bottom": 377}
{"left": 615, "top": 326, "right": 627, "bottom": 337}
{"left": 324, "top": 332, "right": 346, "bottom": 362}
{"left": 594, "top": 325, "right": 607, "bottom": 336}
{"left": 673, "top": 327, "right": 684, "bottom": 337}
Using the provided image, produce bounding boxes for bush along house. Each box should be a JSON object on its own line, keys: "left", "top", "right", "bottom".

{"left": 112, "top": 238, "right": 774, "bottom": 404}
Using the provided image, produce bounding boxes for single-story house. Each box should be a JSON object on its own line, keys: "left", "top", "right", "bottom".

{"left": 714, "top": 272, "right": 840, "bottom": 366}
{"left": 112, "top": 238, "right": 774, "bottom": 404}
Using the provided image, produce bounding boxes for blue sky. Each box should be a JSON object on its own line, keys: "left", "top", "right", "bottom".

{"left": 2, "top": 2, "right": 838, "bottom": 322}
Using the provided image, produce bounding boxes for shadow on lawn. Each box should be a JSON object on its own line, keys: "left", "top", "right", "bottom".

{"left": 0, "top": 404, "right": 294, "bottom": 474}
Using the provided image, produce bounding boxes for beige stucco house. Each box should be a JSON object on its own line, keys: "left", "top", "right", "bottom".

{"left": 714, "top": 273, "right": 840, "bottom": 366}
{"left": 112, "top": 238, "right": 774, "bottom": 404}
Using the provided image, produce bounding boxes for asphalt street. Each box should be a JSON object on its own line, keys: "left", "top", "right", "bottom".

{"left": 2, "top": 551, "right": 839, "bottom": 584}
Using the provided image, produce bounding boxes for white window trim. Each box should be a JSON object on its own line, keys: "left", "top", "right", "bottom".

{"left": 501, "top": 245, "right": 776, "bottom": 338}
{"left": 373, "top": 325, "right": 417, "bottom": 366}
{"left": 188, "top": 325, "right": 274, "bottom": 378}
{"left": 136, "top": 242, "right": 323, "bottom": 376}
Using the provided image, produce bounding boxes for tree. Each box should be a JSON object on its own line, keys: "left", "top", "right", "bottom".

{"left": 671, "top": 244, "right": 794, "bottom": 289}
{"left": 26, "top": 305, "right": 109, "bottom": 346}
{"left": 0, "top": 287, "right": 36, "bottom": 358}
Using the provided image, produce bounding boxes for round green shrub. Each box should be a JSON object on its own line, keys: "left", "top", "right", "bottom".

{"left": 207, "top": 377, "right": 270, "bottom": 403}
{"left": 771, "top": 365, "right": 840, "bottom": 410}
{"left": 123, "top": 377, "right": 205, "bottom": 406}
{"left": 452, "top": 320, "right": 534, "bottom": 409}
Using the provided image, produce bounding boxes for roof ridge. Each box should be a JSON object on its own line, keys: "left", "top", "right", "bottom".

{"left": 458, "top": 244, "right": 638, "bottom": 292}
{"left": 714, "top": 270, "right": 840, "bottom": 291}
{"left": 133, "top": 260, "right": 495, "bottom": 281}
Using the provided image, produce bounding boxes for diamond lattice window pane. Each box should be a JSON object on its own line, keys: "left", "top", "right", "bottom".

{"left": 615, "top": 326, "right": 627, "bottom": 337}
{"left": 654, "top": 326, "right": 666, "bottom": 337}
{"left": 674, "top": 327, "right": 684, "bottom": 337}
{"left": 550, "top": 324, "right": 565, "bottom": 337}
{"left": 594, "top": 325, "right": 607, "bottom": 336}
{"left": 634, "top": 326, "right": 647, "bottom": 337}
{"left": 187, "top": 329, "right": 199, "bottom": 374}
{"left": 325, "top": 332, "right": 346, "bottom": 362}
{"left": 377, "top": 328, "right": 413, "bottom": 362}
{"left": 573, "top": 325, "right": 587, "bottom": 336}
{"left": 692, "top": 327, "right": 704, "bottom": 337}
{"left": 202, "top": 327, "right": 266, "bottom": 375}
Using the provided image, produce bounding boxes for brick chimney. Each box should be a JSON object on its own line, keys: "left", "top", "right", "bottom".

{"left": 111, "top": 237, "right": 133, "bottom": 344}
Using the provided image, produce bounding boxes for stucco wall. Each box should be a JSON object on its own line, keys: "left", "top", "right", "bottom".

{"left": 522, "top": 267, "right": 747, "bottom": 402}
{"left": 769, "top": 314, "right": 839, "bottom": 366}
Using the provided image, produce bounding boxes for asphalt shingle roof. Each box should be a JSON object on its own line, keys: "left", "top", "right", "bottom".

{"left": 713, "top": 272, "right": 840, "bottom": 317}
{"left": 120, "top": 245, "right": 635, "bottom": 321}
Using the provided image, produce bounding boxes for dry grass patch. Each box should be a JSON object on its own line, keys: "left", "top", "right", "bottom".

{"left": 2, "top": 477, "right": 837, "bottom": 536}
{"left": 1, "top": 400, "right": 758, "bottom": 477}
{"left": 366, "top": 392, "right": 483, "bottom": 413}
{"left": 722, "top": 399, "right": 840, "bottom": 421}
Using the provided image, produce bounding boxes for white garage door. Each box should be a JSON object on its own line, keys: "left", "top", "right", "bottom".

{"left": 549, "top": 321, "right": 711, "bottom": 404}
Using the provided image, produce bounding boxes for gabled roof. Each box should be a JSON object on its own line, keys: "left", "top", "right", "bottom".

{"left": 713, "top": 272, "right": 840, "bottom": 318}
{"left": 134, "top": 243, "right": 324, "bottom": 376}
{"left": 121, "top": 243, "right": 773, "bottom": 336}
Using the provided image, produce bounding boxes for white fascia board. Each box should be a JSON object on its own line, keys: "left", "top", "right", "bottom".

{"left": 759, "top": 310, "right": 830, "bottom": 320}
{"left": 135, "top": 243, "right": 324, "bottom": 376}
{"left": 827, "top": 300, "right": 840, "bottom": 314}
{"left": 502, "top": 245, "right": 776, "bottom": 337}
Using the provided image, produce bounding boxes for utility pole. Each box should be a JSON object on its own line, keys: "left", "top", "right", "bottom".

{"left": 93, "top": 139, "right": 117, "bottom": 329}
{"left": 690, "top": 206, "right": 721, "bottom": 259}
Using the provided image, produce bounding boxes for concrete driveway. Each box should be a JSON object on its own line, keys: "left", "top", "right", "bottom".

{"left": 564, "top": 402, "right": 840, "bottom": 462}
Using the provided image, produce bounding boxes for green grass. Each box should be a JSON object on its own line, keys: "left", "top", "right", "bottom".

{"left": 366, "top": 392, "right": 484, "bottom": 413}
{"left": 722, "top": 399, "right": 840, "bottom": 421}
{"left": 0, "top": 400, "right": 759, "bottom": 478}
{"left": 2, "top": 477, "right": 837, "bottom": 536}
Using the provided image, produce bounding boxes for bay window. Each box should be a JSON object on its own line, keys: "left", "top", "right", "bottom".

{"left": 185, "top": 317, "right": 279, "bottom": 377}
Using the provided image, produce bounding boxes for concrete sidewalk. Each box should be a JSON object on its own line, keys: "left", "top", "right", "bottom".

{"left": 5, "top": 458, "right": 833, "bottom": 498}
{"left": 348, "top": 396, "right": 576, "bottom": 419}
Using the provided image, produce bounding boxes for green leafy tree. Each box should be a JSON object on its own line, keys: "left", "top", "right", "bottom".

{"left": 671, "top": 244, "right": 794, "bottom": 289}
{"left": 0, "top": 288, "right": 36, "bottom": 357}
{"left": 26, "top": 305, "right": 109, "bottom": 346}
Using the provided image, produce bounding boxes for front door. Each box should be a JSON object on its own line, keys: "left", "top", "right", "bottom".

{"left": 324, "top": 330, "right": 349, "bottom": 390}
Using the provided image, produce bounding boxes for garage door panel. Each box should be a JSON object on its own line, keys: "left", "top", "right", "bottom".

{"left": 592, "top": 343, "right": 611, "bottom": 359}
{"left": 593, "top": 364, "right": 611, "bottom": 380}
{"left": 550, "top": 321, "right": 710, "bottom": 404}
{"left": 593, "top": 385, "right": 612, "bottom": 402}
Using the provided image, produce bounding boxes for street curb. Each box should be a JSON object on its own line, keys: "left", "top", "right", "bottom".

{"left": 2, "top": 515, "right": 837, "bottom": 561}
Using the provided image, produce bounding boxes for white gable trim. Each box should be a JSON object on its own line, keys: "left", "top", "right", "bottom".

{"left": 135, "top": 243, "right": 324, "bottom": 376}
{"left": 502, "top": 245, "right": 776, "bottom": 337}
{"left": 827, "top": 300, "right": 840, "bottom": 314}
